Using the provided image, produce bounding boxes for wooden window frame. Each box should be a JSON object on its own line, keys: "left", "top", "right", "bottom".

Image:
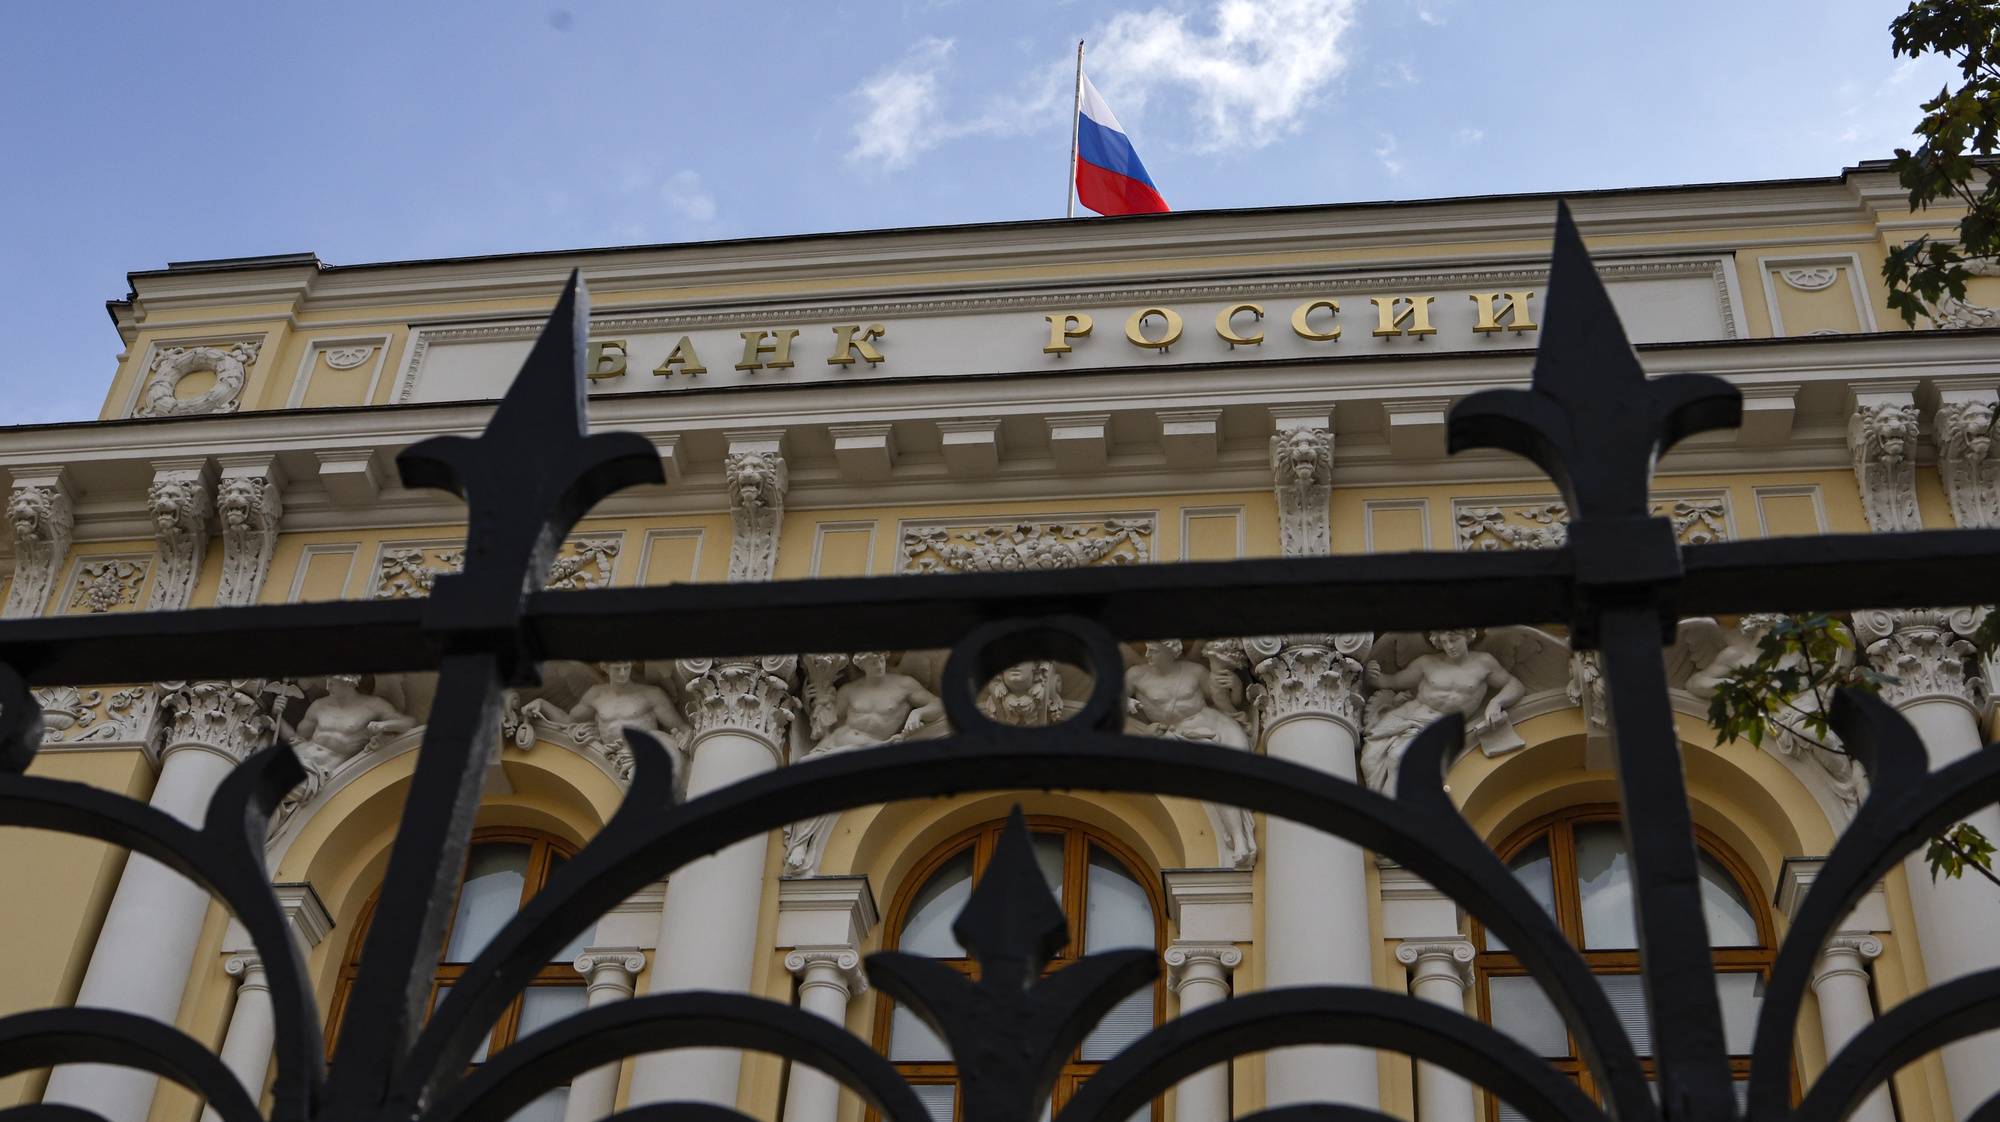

{"left": 868, "top": 816, "right": 1167, "bottom": 1122}
{"left": 325, "top": 827, "right": 586, "bottom": 1060}
{"left": 1470, "top": 805, "right": 1788, "bottom": 1119}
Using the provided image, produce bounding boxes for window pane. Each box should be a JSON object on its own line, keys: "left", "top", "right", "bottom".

{"left": 901, "top": 850, "right": 973, "bottom": 958}
{"left": 508, "top": 1088, "right": 569, "bottom": 1122}
{"left": 516, "top": 986, "right": 588, "bottom": 1042}
{"left": 1080, "top": 986, "right": 1153, "bottom": 1060}
{"left": 1033, "top": 834, "right": 1065, "bottom": 904}
{"left": 1596, "top": 973, "right": 1650, "bottom": 1056}
{"left": 1699, "top": 853, "right": 1760, "bottom": 947}
{"left": 911, "top": 1083, "right": 955, "bottom": 1122}
{"left": 1497, "top": 1099, "right": 1529, "bottom": 1122}
{"left": 1487, "top": 837, "right": 1555, "bottom": 952}
{"left": 1717, "top": 972, "right": 1762, "bottom": 1055}
{"left": 545, "top": 854, "right": 595, "bottom": 962}
{"left": 445, "top": 844, "right": 531, "bottom": 962}
{"left": 1486, "top": 976, "right": 1568, "bottom": 1057}
{"left": 1085, "top": 848, "right": 1153, "bottom": 953}
{"left": 432, "top": 985, "right": 491, "bottom": 1063}
{"left": 1575, "top": 824, "right": 1637, "bottom": 949}
{"left": 890, "top": 1003, "right": 951, "bottom": 1062}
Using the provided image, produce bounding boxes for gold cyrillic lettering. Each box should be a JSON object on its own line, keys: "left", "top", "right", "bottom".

{"left": 736, "top": 329, "right": 798, "bottom": 371}
{"left": 1469, "top": 291, "right": 1538, "bottom": 334}
{"left": 652, "top": 336, "right": 705, "bottom": 377}
{"left": 1370, "top": 295, "right": 1438, "bottom": 337}
{"left": 1215, "top": 303, "right": 1265, "bottom": 346}
{"left": 1290, "top": 299, "right": 1341, "bottom": 341}
{"left": 585, "top": 339, "right": 628, "bottom": 380}
{"left": 1125, "top": 307, "right": 1184, "bottom": 351}
{"left": 827, "top": 323, "right": 888, "bottom": 365}
{"left": 1044, "top": 312, "right": 1095, "bottom": 354}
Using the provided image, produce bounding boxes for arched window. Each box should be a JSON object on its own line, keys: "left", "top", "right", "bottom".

{"left": 327, "top": 829, "right": 593, "bottom": 1122}
{"left": 873, "top": 817, "right": 1165, "bottom": 1122}
{"left": 1472, "top": 807, "right": 1778, "bottom": 1121}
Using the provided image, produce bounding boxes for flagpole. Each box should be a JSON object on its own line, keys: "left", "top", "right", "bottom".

{"left": 1067, "top": 38, "right": 1084, "bottom": 219}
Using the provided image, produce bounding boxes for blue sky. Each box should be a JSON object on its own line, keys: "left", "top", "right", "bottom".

{"left": 0, "top": 0, "right": 1957, "bottom": 425}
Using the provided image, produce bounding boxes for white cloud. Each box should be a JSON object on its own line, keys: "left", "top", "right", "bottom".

{"left": 844, "top": 0, "right": 1362, "bottom": 172}
{"left": 1455, "top": 127, "right": 1484, "bottom": 145}
{"left": 661, "top": 170, "right": 716, "bottom": 223}
{"left": 1089, "top": 0, "right": 1362, "bottom": 151}
{"left": 1374, "top": 134, "right": 1403, "bottom": 177}
{"left": 849, "top": 38, "right": 957, "bottom": 170}
{"left": 1416, "top": 3, "right": 1445, "bottom": 25}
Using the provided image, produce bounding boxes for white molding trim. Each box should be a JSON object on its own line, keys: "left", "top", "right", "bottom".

{"left": 1756, "top": 252, "right": 1879, "bottom": 337}
{"left": 1362, "top": 498, "right": 1432, "bottom": 552}
{"left": 285, "top": 543, "right": 359, "bottom": 603}
{"left": 1752, "top": 484, "right": 1830, "bottom": 536}
{"left": 117, "top": 332, "right": 269, "bottom": 419}
{"left": 1178, "top": 505, "right": 1245, "bottom": 561}
{"left": 893, "top": 509, "right": 1159, "bottom": 574}
{"left": 809, "top": 520, "right": 880, "bottom": 576}
{"left": 288, "top": 333, "right": 394, "bottom": 409}
{"left": 637, "top": 527, "right": 706, "bottom": 585}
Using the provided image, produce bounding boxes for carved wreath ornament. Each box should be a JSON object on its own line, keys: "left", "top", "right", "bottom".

{"left": 134, "top": 340, "right": 262, "bottom": 418}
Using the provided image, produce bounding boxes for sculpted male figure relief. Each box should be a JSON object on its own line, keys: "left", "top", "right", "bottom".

{"left": 1125, "top": 639, "right": 1258, "bottom": 868}
{"left": 783, "top": 651, "right": 943, "bottom": 875}
{"left": 1362, "top": 629, "right": 1526, "bottom": 792}
{"left": 521, "top": 660, "right": 688, "bottom": 780}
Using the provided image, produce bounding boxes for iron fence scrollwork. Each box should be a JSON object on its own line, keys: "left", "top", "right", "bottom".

{"left": 1, "top": 203, "right": 1999, "bottom": 1122}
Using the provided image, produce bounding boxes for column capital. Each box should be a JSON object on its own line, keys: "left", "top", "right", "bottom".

{"left": 573, "top": 947, "right": 648, "bottom": 977}
{"left": 785, "top": 946, "right": 867, "bottom": 995}
{"left": 1852, "top": 607, "right": 1990, "bottom": 713}
{"left": 224, "top": 953, "right": 271, "bottom": 995}
{"left": 676, "top": 656, "right": 798, "bottom": 758}
{"left": 1395, "top": 938, "right": 1476, "bottom": 988}
{"left": 151, "top": 679, "right": 290, "bottom": 766}
{"left": 1164, "top": 943, "right": 1243, "bottom": 991}
{"left": 1245, "top": 633, "right": 1371, "bottom": 734}
{"left": 1811, "top": 934, "right": 1884, "bottom": 990}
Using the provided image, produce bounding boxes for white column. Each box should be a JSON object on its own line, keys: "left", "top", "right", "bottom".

{"left": 563, "top": 949, "right": 646, "bottom": 1122}
{"left": 627, "top": 657, "right": 797, "bottom": 1108}
{"left": 1856, "top": 608, "right": 1999, "bottom": 1120}
{"left": 46, "top": 681, "right": 282, "bottom": 1122}
{"left": 1811, "top": 936, "right": 1895, "bottom": 1122}
{"left": 195, "top": 956, "right": 276, "bottom": 1122}
{"left": 1396, "top": 941, "right": 1478, "bottom": 1122}
{"left": 1165, "top": 944, "right": 1242, "bottom": 1122}
{"left": 1249, "top": 636, "right": 1378, "bottom": 1110}
{"left": 781, "top": 949, "right": 867, "bottom": 1122}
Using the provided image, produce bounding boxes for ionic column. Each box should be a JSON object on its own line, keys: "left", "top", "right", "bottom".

{"left": 1811, "top": 936, "right": 1895, "bottom": 1122}
{"left": 1855, "top": 607, "right": 1997, "bottom": 1119}
{"left": 627, "top": 656, "right": 797, "bottom": 1108}
{"left": 1395, "top": 940, "right": 1478, "bottom": 1122}
{"left": 1249, "top": 635, "right": 1378, "bottom": 1110}
{"left": 46, "top": 681, "right": 285, "bottom": 1122}
{"left": 781, "top": 949, "right": 867, "bottom": 1122}
{"left": 1165, "top": 944, "right": 1242, "bottom": 1122}
{"left": 563, "top": 949, "right": 646, "bottom": 1122}
{"left": 197, "top": 956, "right": 275, "bottom": 1122}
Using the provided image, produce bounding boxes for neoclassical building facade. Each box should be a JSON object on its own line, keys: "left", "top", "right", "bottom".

{"left": 4, "top": 160, "right": 2000, "bottom": 1122}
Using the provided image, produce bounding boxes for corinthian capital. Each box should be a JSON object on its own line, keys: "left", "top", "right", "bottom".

{"left": 152, "top": 679, "right": 288, "bottom": 764}
{"left": 677, "top": 655, "right": 798, "bottom": 753}
{"left": 1246, "top": 633, "right": 1370, "bottom": 733}
{"left": 215, "top": 457, "right": 284, "bottom": 607}
{"left": 146, "top": 462, "right": 214, "bottom": 611}
{"left": 1852, "top": 607, "right": 1989, "bottom": 712}
{"left": 1935, "top": 387, "right": 2000, "bottom": 528}
{"left": 1848, "top": 393, "right": 1924, "bottom": 533}
{"left": 1270, "top": 413, "right": 1333, "bottom": 557}
{"left": 724, "top": 436, "right": 787, "bottom": 582}
{"left": 3, "top": 471, "right": 74, "bottom": 619}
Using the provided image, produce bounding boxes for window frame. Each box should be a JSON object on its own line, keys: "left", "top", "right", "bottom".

{"left": 1469, "top": 805, "right": 1788, "bottom": 1118}
{"left": 325, "top": 827, "right": 587, "bottom": 1061}
{"left": 868, "top": 815, "right": 1168, "bottom": 1122}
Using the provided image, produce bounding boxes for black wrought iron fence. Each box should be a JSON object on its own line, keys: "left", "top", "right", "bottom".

{"left": 3, "top": 203, "right": 2000, "bottom": 1122}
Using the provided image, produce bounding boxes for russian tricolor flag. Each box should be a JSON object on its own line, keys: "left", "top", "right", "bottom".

{"left": 1075, "top": 72, "right": 1169, "bottom": 217}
